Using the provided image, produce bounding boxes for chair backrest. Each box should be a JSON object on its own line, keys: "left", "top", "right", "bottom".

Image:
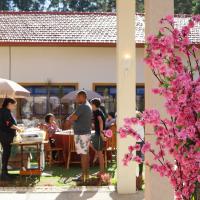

{"left": 106, "top": 124, "right": 117, "bottom": 150}
{"left": 68, "top": 135, "right": 76, "bottom": 152}
{"left": 38, "top": 124, "right": 51, "bottom": 150}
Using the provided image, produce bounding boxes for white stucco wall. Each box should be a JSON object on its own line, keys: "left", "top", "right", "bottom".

{"left": 0, "top": 47, "right": 10, "bottom": 79}
{"left": 0, "top": 46, "right": 145, "bottom": 88}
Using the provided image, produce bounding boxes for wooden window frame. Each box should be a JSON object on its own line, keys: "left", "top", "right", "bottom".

{"left": 19, "top": 82, "right": 79, "bottom": 89}
{"left": 93, "top": 82, "right": 144, "bottom": 90}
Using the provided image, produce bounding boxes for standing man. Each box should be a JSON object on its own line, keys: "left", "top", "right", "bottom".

{"left": 67, "top": 90, "right": 92, "bottom": 181}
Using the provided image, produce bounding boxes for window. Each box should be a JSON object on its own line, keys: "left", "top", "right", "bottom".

{"left": 20, "top": 84, "right": 77, "bottom": 119}
{"left": 93, "top": 83, "right": 145, "bottom": 114}
{"left": 136, "top": 85, "right": 145, "bottom": 112}
{"left": 94, "top": 84, "right": 116, "bottom": 114}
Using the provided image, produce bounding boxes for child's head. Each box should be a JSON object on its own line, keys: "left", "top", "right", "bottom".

{"left": 45, "top": 113, "right": 55, "bottom": 124}
{"left": 90, "top": 98, "right": 101, "bottom": 111}
{"left": 108, "top": 112, "right": 115, "bottom": 120}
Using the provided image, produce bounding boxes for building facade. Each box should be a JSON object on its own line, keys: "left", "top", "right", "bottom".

{"left": 0, "top": 12, "right": 199, "bottom": 119}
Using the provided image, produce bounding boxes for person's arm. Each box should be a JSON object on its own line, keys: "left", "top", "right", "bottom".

{"left": 98, "top": 116, "right": 107, "bottom": 142}
{"left": 67, "top": 105, "right": 83, "bottom": 124}
{"left": 11, "top": 124, "right": 21, "bottom": 132}
{"left": 3, "top": 111, "right": 22, "bottom": 132}
{"left": 67, "top": 112, "right": 78, "bottom": 124}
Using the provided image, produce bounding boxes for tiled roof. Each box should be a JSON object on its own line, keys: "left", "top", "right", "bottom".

{"left": 0, "top": 12, "right": 199, "bottom": 46}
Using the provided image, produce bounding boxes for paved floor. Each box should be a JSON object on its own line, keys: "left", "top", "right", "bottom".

{"left": 0, "top": 191, "right": 144, "bottom": 200}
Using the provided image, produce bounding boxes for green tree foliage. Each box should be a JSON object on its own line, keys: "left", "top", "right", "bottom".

{"left": 13, "top": 0, "right": 46, "bottom": 11}
{"left": 0, "top": 0, "right": 10, "bottom": 11}
{"left": 47, "top": 0, "right": 68, "bottom": 11}
{"left": 192, "top": 0, "right": 200, "bottom": 14}
{"left": 174, "top": 0, "right": 193, "bottom": 14}
{"left": 0, "top": 0, "right": 200, "bottom": 14}
{"left": 47, "top": 0, "right": 115, "bottom": 12}
{"left": 67, "top": 0, "right": 96, "bottom": 12}
{"left": 136, "top": 0, "right": 144, "bottom": 13}
{"left": 96, "top": 0, "right": 116, "bottom": 12}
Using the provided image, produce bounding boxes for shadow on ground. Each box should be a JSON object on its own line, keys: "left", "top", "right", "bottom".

{"left": 0, "top": 191, "right": 144, "bottom": 200}
{"left": 55, "top": 191, "right": 144, "bottom": 200}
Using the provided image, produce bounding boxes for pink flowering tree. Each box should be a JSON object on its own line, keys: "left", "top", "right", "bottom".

{"left": 120, "top": 15, "right": 200, "bottom": 200}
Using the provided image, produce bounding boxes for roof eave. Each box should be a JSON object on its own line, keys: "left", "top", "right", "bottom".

{"left": 0, "top": 41, "right": 145, "bottom": 48}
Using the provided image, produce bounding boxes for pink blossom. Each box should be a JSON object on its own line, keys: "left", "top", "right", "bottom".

{"left": 142, "top": 109, "right": 160, "bottom": 125}
{"left": 130, "top": 117, "right": 138, "bottom": 124}
{"left": 152, "top": 88, "right": 161, "bottom": 94}
{"left": 147, "top": 34, "right": 156, "bottom": 43}
{"left": 124, "top": 118, "right": 132, "bottom": 126}
{"left": 119, "top": 128, "right": 127, "bottom": 138}
{"left": 134, "top": 144, "right": 141, "bottom": 151}
{"left": 197, "top": 175, "right": 200, "bottom": 183}
{"left": 104, "top": 129, "right": 113, "bottom": 138}
{"left": 128, "top": 145, "right": 134, "bottom": 152}
{"left": 181, "top": 26, "right": 190, "bottom": 36}
{"left": 177, "top": 94, "right": 187, "bottom": 104}
{"left": 188, "top": 20, "right": 195, "bottom": 28}
{"left": 141, "top": 142, "right": 151, "bottom": 154}
{"left": 121, "top": 15, "right": 200, "bottom": 200}
{"left": 133, "top": 156, "right": 142, "bottom": 164}
{"left": 191, "top": 45, "right": 198, "bottom": 52}
{"left": 192, "top": 15, "right": 200, "bottom": 22}
{"left": 125, "top": 127, "right": 139, "bottom": 138}
{"left": 164, "top": 15, "right": 174, "bottom": 24}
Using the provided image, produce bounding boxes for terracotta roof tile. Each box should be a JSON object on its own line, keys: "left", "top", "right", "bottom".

{"left": 0, "top": 12, "right": 198, "bottom": 46}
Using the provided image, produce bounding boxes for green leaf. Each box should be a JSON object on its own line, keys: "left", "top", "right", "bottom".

{"left": 176, "top": 125, "right": 183, "bottom": 130}
{"left": 157, "top": 31, "right": 164, "bottom": 38}
{"left": 161, "top": 82, "right": 170, "bottom": 89}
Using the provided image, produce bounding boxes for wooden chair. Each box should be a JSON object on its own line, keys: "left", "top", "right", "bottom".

{"left": 41, "top": 125, "right": 66, "bottom": 167}
{"left": 45, "top": 142, "right": 66, "bottom": 167}
{"left": 104, "top": 124, "right": 117, "bottom": 168}
{"left": 66, "top": 135, "right": 80, "bottom": 169}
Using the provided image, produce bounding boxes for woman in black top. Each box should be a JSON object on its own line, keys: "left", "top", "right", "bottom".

{"left": 0, "top": 98, "right": 22, "bottom": 181}
{"left": 90, "top": 98, "right": 107, "bottom": 175}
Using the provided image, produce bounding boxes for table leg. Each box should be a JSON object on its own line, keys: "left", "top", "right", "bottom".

{"left": 40, "top": 143, "right": 45, "bottom": 170}
{"left": 20, "top": 145, "right": 24, "bottom": 170}
{"left": 37, "top": 144, "right": 40, "bottom": 170}
{"left": 63, "top": 135, "right": 68, "bottom": 167}
{"left": 0, "top": 144, "right": 2, "bottom": 171}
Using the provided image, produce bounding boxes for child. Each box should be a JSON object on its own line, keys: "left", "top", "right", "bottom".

{"left": 90, "top": 98, "right": 107, "bottom": 176}
{"left": 44, "top": 113, "right": 61, "bottom": 160}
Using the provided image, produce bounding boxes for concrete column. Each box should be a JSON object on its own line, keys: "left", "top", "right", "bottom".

{"left": 116, "top": 0, "right": 136, "bottom": 194}
{"left": 144, "top": 1, "right": 174, "bottom": 200}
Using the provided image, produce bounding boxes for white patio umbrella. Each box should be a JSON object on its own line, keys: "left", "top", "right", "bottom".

{"left": 0, "top": 78, "right": 30, "bottom": 98}
{"left": 61, "top": 90, "right": 104, "bottom": 103}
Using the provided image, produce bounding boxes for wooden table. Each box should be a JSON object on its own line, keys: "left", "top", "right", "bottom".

{"left": 53, "top": 130, "right": 95, "bottom": 166}
{"left": 12, "top": 140, "right": 48, "bottom": 176}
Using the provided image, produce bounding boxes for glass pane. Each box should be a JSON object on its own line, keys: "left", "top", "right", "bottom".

{"left": 21, "top": 97, "right": 34, "bottom": 118}
{"left": 48, "top": 96, "right": 61, "bottom": 115}
{"left": 26, "top": 86, "right": 48, "bottom": 95}
{"left": 95, "top": 86, "right": 116, "bottom": 113}
{"left": 63, "top": 86, "right": 76, "bottom": 94}
{"left": 110, "top": 87, "right": 116, "bottom": 97}
{"left": 136, "top": 87, "right": 145, "bottom": 111}
{"left": 33, "top": 96, "right": 47, "bottom": 115}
